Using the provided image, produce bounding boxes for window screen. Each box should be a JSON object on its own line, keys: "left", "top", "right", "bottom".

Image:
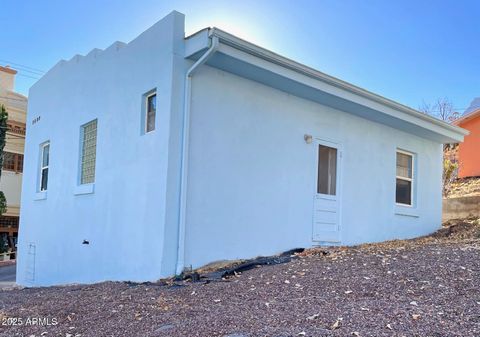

{"left": 317, "top": 144, "right": 337, "bottom": 195}
{"left": 80, "top": 120, "right": 97, "bottom": 184}
{"left": 396, "top": 151, "right": 413, "bottom": 205}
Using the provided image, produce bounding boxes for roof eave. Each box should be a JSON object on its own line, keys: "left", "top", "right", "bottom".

{"left": 209, "top": 28, "right": 467, "bottom": 140}
{"left": 184, "top": 27, "right": 468, "bottom": 143}
{"left": 454, "top": 108, "right": 480, "bottom": 126}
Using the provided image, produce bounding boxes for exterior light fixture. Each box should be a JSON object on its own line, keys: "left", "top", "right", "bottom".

{"left": 304, "top": 134, "right": 313, "bottom": 144}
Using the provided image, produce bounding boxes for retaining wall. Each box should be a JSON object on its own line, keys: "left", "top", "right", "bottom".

{"left": 443, "top": 195, "right": 480, "bottom": 222}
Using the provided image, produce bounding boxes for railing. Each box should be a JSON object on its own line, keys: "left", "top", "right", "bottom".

{"left": 7, "top": 127, "right": 26, "bottom": 136}
{"left": 0, "top": 251, "right": 16, "bottom": 261}
{"left": 6, "top": 121, "right": 26, "bottom": 136}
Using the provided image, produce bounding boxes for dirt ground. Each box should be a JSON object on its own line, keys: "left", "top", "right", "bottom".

{"left": 1, "top": 218, "right": 480, "bottom": 337}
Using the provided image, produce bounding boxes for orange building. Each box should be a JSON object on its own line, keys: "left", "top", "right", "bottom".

{"left": 455, "top": 98, "right": 480, "bottom": 178}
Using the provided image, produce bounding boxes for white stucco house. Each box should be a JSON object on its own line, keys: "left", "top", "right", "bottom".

{"left": 17, "top": 11, "right": 467, "bottom": 286}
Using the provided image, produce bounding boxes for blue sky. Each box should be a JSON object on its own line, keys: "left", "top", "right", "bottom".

{"left": 1, "top": 0, "right": 479, "bottom": 113}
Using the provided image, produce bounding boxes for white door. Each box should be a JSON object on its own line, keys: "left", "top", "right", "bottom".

{"left": 312, "top": 139, "right": 342, "bottom": 243}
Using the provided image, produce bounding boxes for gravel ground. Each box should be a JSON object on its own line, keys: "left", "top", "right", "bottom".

{"left": 1, "top": 219, "right": 480, "bottom": 337}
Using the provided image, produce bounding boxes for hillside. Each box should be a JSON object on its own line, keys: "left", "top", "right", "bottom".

{"left": 1, "top": 218, "right": 480, "bottom": 337}
{"left": 447, "top": 177, "right": 480, "bottom": 198}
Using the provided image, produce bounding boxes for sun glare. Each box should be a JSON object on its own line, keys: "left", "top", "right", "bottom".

{"left": 186, "top": 13, "right": 266, "bottom": 47}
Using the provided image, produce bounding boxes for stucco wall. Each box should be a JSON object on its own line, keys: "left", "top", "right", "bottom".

{"left": 18, "top": 12, "right": 446, "bottom": 286}
{"left": 17, "top": 12, "right": 186, "bottom": 286}
{"left": 458, "top": 116, "right": 480, "bottom": 178}
{"left": 184, "top": 66, "right": 443, "bottom": 269}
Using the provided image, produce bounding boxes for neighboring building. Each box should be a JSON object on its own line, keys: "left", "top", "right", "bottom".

{"left": 18, "top": 11, "right": 466, "bottom": 286}
{"left": 0, "top": 66, "right": 27, "bottom": 256}
{"left": 454, "top": 98, "right": 480, "bottom": 178}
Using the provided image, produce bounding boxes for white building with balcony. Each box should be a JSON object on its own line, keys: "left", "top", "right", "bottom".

{"left": 0, "top": 65, "right": 27, "bottom": 256}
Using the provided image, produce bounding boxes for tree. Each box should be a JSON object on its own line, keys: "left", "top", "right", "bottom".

{"left": 0, "top": 105, "right": 8, "bottom": 217}
{"left": 419, "top": 97, "right": 460, "bottom": 122}
{"left": 419, "top": 98, "right": 461, "bottom": 193}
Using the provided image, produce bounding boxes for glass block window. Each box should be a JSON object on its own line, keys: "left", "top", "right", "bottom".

{"left": 145, "top": 92, "right": 156, "bottom": 133}
{"left": 80, "top": 120, "right": 97, "bottom": 184}
{"left": 396, "top": 150, "right": 414, "bottom": 206}
{"left": 40, "top": 143, "right": 49, "bottom": 191}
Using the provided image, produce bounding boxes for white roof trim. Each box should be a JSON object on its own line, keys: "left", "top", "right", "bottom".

{"left": 206, "top": 28, "right": 468, "bottom": 139}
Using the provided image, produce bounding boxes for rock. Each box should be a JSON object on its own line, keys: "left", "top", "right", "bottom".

{"left": 155, "top": 324, "right": 174, "bottom": 333}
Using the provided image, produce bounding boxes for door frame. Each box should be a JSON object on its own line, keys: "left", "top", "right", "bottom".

{"left": 312, "top": 137, "right": 343, "bottom": 243}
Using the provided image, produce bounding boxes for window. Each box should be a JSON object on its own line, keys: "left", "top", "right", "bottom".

{"left": 145, "top": 92, "right": 156, "bottom": 133}
{"left": 396, "top": 150, "right": 414, "bottom": 206}
{"left": 317, "top": 144, "right": 337, "bottom": 195}
{"left": 0, "top": 216, "right": 19, "bottom": 228}
{"left": 39, "top": 143, "right": 49, "bottom": 191}
{"left": 3, "top": 152, "right": 23, "bottom": 173}
{"left": 80, "top": 120, "right": 97, "bottom": 184}
{"left": 3, "top": 152, "right": 15, "bottom": 171}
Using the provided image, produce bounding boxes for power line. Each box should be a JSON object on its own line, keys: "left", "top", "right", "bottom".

{"left": 0, "top": 65, "right": 43, "bottom": 77}
{"left": 16, "top": 73, "right": 40, "bottom": 80}
{"left": 13, "top": 68, "right": 43, "bottom": 76}
{"left": 0, "top": 59, "right": 45, "bottom": 74}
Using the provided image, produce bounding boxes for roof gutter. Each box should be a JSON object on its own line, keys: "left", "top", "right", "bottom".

{"left": 176, "top": 33, "right": 219, "bottom": 276}
{"left": 208, "top": 28, "right": 468, "bottom": 138}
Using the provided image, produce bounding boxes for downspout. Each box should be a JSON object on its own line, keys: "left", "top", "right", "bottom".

{"left": 176, "top": 34, "right": 219, "bottom": 275}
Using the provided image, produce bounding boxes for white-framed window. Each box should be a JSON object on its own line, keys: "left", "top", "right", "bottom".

{"left": 80, "top": 119, "right": 97, "bottom": 185}
{"left": 396, "top": 150, "right": 414, "bottom": 206}
{"left": 39, "top": 142, "right": 50, "bottom": 192}
{"left": 145, "top": 92, "right": 156, "bottom": 133}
